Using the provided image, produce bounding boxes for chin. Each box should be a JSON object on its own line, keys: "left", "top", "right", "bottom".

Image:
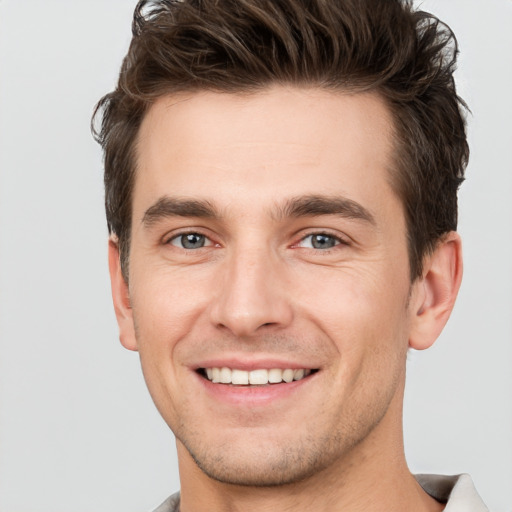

{"left": 178, "top": 428, "right": 356, "bottom": 488}
{"left": 189, "top": 447, "right": 320, "bottom": 487}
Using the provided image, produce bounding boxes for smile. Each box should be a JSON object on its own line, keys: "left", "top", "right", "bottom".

{"left": 199, "top": 367, "right": 315, "bottom": 385}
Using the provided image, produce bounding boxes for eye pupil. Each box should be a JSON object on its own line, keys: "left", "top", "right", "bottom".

{"left": 312, "top": 234, "right": 336, "bottom": 249}
{"left": 181, "top": 233, "right": 205, "bottom": 249}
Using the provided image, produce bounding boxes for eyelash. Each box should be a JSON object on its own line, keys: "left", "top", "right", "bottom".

{"left": 294, "top": 231, "right": 349, "bottom": 251}
{"left": 164, "top": 230, "right": 349, "bottom": 251}
{"left": 165, "top": 230, "right": 215, "bottom": 249}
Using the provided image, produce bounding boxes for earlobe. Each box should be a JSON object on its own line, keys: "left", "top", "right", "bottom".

{"left": 409, "top": 232, "right": 463, "bottom": 351}
{"left": 108, "top": 238, "right": 138, "bottom": 351}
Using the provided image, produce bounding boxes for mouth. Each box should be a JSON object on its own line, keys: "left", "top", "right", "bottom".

{"left": 197, "top": 367, "right": 317, "bottom": 386}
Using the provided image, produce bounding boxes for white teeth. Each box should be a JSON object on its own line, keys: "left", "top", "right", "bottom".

{"left": 293, "top": 369, "right": 305, "bottom": 381}
{"left": 231, "top": 369, "right": 249, "bottom": 385}
{"left": 268, "top": 368, "right": 283, "bottom": 383}
{"left": 249, "top": 369, "right": 268, "bottom": 385}
{"left": 202, "top": 367, "right": 313, "bottom": 385}
{"left": 282, "top": 368, "right": 294, "bottom": 383}
{"left": 220, "top": 367, "right": 231, "bottom": 384}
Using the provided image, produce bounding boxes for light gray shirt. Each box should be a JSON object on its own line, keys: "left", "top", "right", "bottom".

{"left": 152, "top": 473, "right": 488, "bottom": 511}
{"left": 416, "top": 474, "right": 488, "bottom": 511}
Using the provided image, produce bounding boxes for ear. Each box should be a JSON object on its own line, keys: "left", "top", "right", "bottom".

{"left": 408, "top": 232, "right": 463, "bottom": 350}
{"left": 108, "top": 238, "right": 138, "bottom": 351}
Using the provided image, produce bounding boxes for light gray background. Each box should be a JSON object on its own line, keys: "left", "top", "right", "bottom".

{"left": 0, "top": 1, "right": 510, "bottom": 511}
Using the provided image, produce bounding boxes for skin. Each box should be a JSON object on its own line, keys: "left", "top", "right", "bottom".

{"left": 109, "top": 87, "right": 462, "bottom": 511}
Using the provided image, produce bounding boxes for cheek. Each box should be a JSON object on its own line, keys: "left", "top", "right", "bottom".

{"left": 129, "top": 271, "right": 208, "bottom": 425}
{"left": 295, "top": 264, "right": 410, "bottom": 337}
{"left": 293, "top": 264, "right": 411, "bottom": 384}
{"left": 130, "top": 264, "right": 213, "bottom": 349}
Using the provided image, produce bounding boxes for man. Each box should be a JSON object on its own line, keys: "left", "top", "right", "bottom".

{"left": 93, "top": 0, "right": 488, "bottom": 510}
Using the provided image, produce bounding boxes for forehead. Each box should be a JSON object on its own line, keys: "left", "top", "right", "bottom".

{"left": 134, "top": 87, "right": 398, "bottom": 220}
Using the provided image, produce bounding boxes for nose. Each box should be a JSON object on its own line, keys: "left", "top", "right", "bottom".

{"left": 209, "top": 247, "right": 294, "bottom": 338}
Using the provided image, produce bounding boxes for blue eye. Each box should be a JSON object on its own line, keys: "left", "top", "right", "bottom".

{"left": 170, "top": 233, "right": 210, "bottom": 249}
{"left": 299, "top": 233, "right": 341, "bottom": 249}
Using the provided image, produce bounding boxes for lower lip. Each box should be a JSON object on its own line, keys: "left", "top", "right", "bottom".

{"left": 194, "top": 371, "right": 316, "bottom": 407}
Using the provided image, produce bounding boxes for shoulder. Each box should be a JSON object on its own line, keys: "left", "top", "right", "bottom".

{"left": 416, "top": 474, "right": 488, "bottom": 511}
{"left": 150, "top": 492, "right": 180, "bottom": 512}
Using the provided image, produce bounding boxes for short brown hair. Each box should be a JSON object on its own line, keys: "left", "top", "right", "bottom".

{"left": 92, "top": 0, "right": 469, "bottom": 281}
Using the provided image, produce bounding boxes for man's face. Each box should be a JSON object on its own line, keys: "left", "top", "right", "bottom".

{"left": 116, "top": 87, "right": 420, "bottom": 485}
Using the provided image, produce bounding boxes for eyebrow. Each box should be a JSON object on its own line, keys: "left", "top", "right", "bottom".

{"left": 275, "top": 195, "right": 376, "bottom": 225}
{"left": 141, "top": 194, "right": 375, "bottom": 227}
{"left": 142, "top": 197, "right": 220, "bottom": 227}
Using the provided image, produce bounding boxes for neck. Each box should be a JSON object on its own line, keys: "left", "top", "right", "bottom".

{"left": 177, "top": 386, "right": 443, "bottom": 512}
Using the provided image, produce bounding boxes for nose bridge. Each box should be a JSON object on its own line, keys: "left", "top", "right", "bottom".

{"left": 210, "top": 240, "right": 292, "bottom": 337}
